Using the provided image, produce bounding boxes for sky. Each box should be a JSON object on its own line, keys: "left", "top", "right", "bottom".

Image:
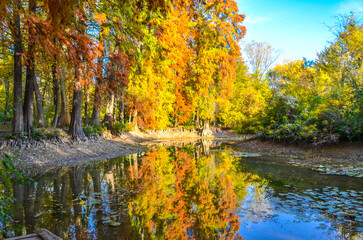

{"left": 235, "top": 0, "right": 363, "bottom": 65}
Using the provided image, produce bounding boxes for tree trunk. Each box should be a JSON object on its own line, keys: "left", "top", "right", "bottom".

{"left": 23, "top": 62, "right": 35, "bottom": 136}
{"left": 133, "top": 109, "right": 138, "bottom": 130}
{"left": 4, "top": 77, "right": 9, "bottom": 125}
{"left": 34, "top": 78, "right": 45, "bottom": 127}
{"left": 69, "top": 66, "right": 85, "bottom": 139}
{"left": 201, "top": 119, "right": 212, "bottom": 137}
{"left": 12, "top": 0, "right": 24, "bottom": 134}
{"left": 120, "top": 88, "right": 125, "bottom": 124}
{"left": 23, "top": 0, "right": 36, "bottom": 136}
{"left": 103, "top": 92, "right": 114, "bottom": 127}
{"left": 90, "top": 43, "right": 103, "bottom": 126}
{"left": 52, "top": 59, "right": 60, "bottom": 127}
{"left": 129, "top": 110, "right": 132, "bottom": 126}
{"left": 58, "top": 71, "right": 70, "bottom": 126}
{"left": 90, "top": 76, "right": 101, "bottom": 125}
{"left": 196, "top": 110, "right": 200, "bottom": 129}
{"left": 84, "top": 84, "right": 89, "bottom": 124}
{"left": 113, "top": 95, "right": 117, "bottom": 123}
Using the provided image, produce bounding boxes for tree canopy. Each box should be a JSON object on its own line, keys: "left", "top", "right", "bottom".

{"left": 0, "top": 1, "right": 361, "bottom": 143}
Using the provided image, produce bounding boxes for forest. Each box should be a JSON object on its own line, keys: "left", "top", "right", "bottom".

{"left": 0, "top": 1, "right": 363, "bottom": 239}
{"left": 0, "top": 0, "right": 362, "bottom": 143}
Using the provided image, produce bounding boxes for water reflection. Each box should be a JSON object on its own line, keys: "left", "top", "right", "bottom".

{"left": 127, "top": 147, "right": 252, "bottom": 239}
{"left": 1, "top": 142, "right": 363, "bottom": 240}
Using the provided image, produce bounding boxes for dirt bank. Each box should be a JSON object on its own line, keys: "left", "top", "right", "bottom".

{"left": 0, "top": 136, "right": 144, "bottom": 168}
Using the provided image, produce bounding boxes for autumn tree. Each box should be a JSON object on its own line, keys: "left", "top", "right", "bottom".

{"left": 316, "top": 14, "right": 363, "bottom": 138}
{"left": 10, "top": 0, "right": 24, "bottom": 134}
{"left": 219, "top": 61, "right": 271, "bottom": 133}
{"left": 23, "top": 0, "right": 37, "bottom": 136}
{"left": 244, "top": 41, "right": 282, "bottom": 80}
{"left": 191, "top": 0, "right": 246, "bottom": 135}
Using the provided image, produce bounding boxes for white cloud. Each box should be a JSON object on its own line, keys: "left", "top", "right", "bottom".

{"left": 244, "top": 16, "right": 270, "bottom": 25}
{"left": 335, "top": 0, "right": 363, "bottom": 14}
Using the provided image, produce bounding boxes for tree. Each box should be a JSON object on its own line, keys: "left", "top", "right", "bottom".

{"left": 316, "top": 14, "right": 363, "bottom": 138}
{"left": 192, "top": 0, "right": 246, "bottom": 135}
{"left": 244, "top": 41, "right": 282, "bottom": 80}
{"left": 219, "top": 61, "right": 271, "bottom": 133}
{"left": 23, "top": 0, "right": 37, "bottom": 136}
{"left": 11, "top": 0, "right": 24, "bottom": 134}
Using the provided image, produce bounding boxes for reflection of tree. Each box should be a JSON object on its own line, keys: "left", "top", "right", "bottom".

{"left": 128, "top": 146, "right": 249, "bottom": 239}
{"left": 69, "top": 166, "right": 87, "bottom": 239}
{"left": 12, "top": 184, "right": 24, "bottom": 236}
{"left": 52, "top": 176, "right": 68, "bottom": 237}
{"left": 23, "top": 182, "right": 35, "bottom": 233}
{"left": 201, "top": 139, "right": 212, "bottom": 156}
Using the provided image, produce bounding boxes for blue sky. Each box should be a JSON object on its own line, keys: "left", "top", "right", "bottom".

{"left": 235, "top": 0, "right": 363, "bottom": 64}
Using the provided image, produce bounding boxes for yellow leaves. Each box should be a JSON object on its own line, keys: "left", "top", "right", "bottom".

{"left": 94, "top": 13, "right": 107, "bottom": 25}
{"left": 102, "top": 27, "right": 110, "bottom": 36}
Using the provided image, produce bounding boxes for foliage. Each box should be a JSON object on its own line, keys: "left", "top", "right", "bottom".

{"left": 83, "top": 124, "right": 105, "bottom": 137}
{"left": 263, "top": 15, "right": 363, "bottom": 143}
{"left": 0, "top": 0, "right": 361, "bottom": 144}
{"left": 233, "top": 14, "right": 362, "bottom": 143}
{"left": 110, "top": 122, "right": 130, "bottom": 135}
{"left": 219, "top": 62, "right": 271, "bottom": 133}
{"left": 30, "top": 128, "right": 68, "bottom": 140}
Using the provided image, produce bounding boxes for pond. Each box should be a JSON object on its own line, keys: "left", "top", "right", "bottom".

{"left": 2, "top": 140, "right": 363, "bottom": 239}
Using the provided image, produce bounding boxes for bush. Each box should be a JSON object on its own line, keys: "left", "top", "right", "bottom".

{"left": 110, "top": 122, "right": 130, "bottom": 134}
{"left": 31, "top": 130, "right": 48, "bottom": 140}
{"left": 83, "top": 124, "right": 105, "bottom": 137}
{"left": 182, "top": 119, "right": 195, "bottom": 131}
{"left": 31, "top": 128, "right": 68, "bottom": 140}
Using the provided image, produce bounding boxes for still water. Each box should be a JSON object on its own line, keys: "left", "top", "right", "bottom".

{"left": 3, "top": 141, "right": 363, "bottom": 239}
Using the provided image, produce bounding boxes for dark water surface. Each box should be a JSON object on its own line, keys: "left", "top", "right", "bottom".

{"left": 3, "top": 141, "right": 363, "bottom": 239}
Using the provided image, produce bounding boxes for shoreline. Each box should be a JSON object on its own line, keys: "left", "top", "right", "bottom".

{"left": 1, "top": 129, "right": 362, "bottom": 177}
{"left": 0, "top": 129, "right": 244, "bottom": 169}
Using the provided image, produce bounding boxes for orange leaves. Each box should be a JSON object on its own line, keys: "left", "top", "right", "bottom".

{"left": 44, "top": 0, "right": 75, "bottom": 28}
{"left": 94, "top": 13, "right": 107, "bottom": 25}
{"left": 107, "top": 50, "right": 130, "bottom": 89}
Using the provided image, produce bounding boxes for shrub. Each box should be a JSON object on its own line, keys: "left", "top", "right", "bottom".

{"left": 30, "top": 128, "right": 68, "bottom": 140}
{"left": 31, "top": 130, "right": 48, "bottom": 140}
{"left": 110, "top": 122, "right": 130, "bottom": 134}
{"left": 182, "top": 119, "right": 195, "bottom": 131}
{"left": 83, "top": 124, "right": 105, "bottom": 137}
